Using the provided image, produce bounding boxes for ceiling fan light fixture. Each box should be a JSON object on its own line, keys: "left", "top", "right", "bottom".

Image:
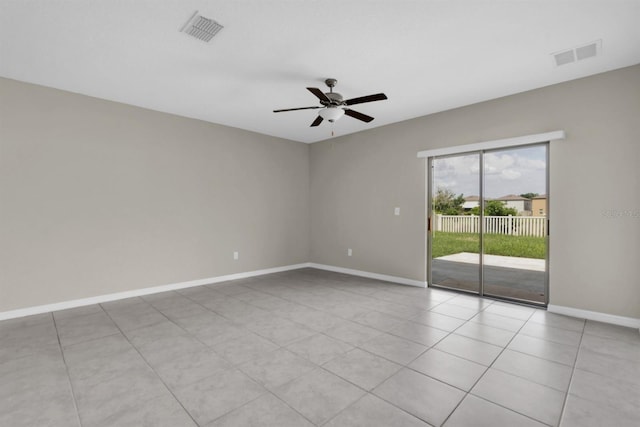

{"left": 273, "top": 79, "right": 386, "bottom": 127}
{"left": 319, "top": 107, "right": 345, "bottom": 122}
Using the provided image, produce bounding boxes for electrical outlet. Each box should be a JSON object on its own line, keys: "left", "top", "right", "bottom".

{"left": 347, "top": 248, "right": 352, "bottom": 257}
{"left": 394, "top": 207, "right": 400, "bottom": 216}
{"left": 233, "top": 251, "right": 239, "bottom": 260}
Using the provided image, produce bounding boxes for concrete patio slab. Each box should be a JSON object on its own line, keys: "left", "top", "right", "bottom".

{"left": 436, "top": 252, "right": 545, "bottom": 272}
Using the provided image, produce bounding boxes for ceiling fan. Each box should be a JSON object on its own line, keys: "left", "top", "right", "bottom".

{"left": 273, "top": 78, "right": 388, "bottom": 127}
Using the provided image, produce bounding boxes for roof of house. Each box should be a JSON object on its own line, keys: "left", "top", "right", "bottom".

{"left": 494, "top": 194, "right": 529, "bottom": 201}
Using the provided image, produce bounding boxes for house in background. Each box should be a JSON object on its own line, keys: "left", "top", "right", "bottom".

{"left": 494, "top": 194, "right": 532, "bottom": 215}
{"left": 462, "top": 195, "right": 481, "bottom": 211}
{"left": 532, "top": 194, "right": 547, "bottom": 216}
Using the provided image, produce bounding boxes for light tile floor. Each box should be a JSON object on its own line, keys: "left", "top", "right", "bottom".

{"left": 1, "top": 268, "right": 639, "bottom": 426}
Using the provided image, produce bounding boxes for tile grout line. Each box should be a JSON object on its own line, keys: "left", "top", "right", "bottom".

{"left": 325, "top": 291, "right": 559, "bottom": 427}
{"left": 204, "top": 277, "right": 451, "bottom": 425}
{"left": 100, "top": 307, "right": 203, "bottom": 427}
{"left": 435, "top": 303, "right": 502, "bottom": 427}
{"left": 464, "top": 394, "right": 556, "bottom": 427}
{"left": 438, "top": 305, "right": 545, "bottom": 427}
{"left": 317, "top": 358, "right": 432, "bottom": 427}
{"left": 275, "top": 282, "right": 480, "bottom": 425}
{"left": 556, "top": 319, "right": 587, "bottom": 426}
{"left": 317, "top": 295, "right": 487, "bottom": 427}
{"left": 204, "top": 393, "right": 282, "bottom": 426}
{"left": 316, "top": 390, "right": 427, "bottom": 427}
{"left": 260, "top": 391, "right": 318, "bottom": 426}
{"left": 51, "top": 313, "right": 85, "bottom": 427}
{"left": 130, "top": 291, "right": 322, "bottom": 425}
{"left": 218, "top": 280, "right": 394, "bottom": 425}
{"left": 195, "top": 279, "right": 416, "bottom": 426}
{"left": 317, "top": 392, "right": 371, "bottom": 427}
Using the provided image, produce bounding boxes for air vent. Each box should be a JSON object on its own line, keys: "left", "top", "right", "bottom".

{"left": 553, "top": 50, "right": 576, "bottom": 66}
{"left": 181, "top": 11, "right": 223, "bottom": 42}
{"left": 575, "top": 42, "right": 598, "bottom": 60}
{"left": 552, "top": 40, "right": 602, "bottom": 67}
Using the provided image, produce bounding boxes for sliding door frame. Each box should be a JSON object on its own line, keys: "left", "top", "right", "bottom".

{"left": 421, "top": 131, "right": 564, "bottom": 307}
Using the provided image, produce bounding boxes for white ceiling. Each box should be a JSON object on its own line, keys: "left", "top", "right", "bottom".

{"left": 2, "top": 1, "right": 640, "bottom": 143}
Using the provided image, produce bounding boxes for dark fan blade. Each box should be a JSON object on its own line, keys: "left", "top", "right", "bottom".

{"left": 310, "top": 116, "right": 324, "bottom": 127}
{"left": 307, "top": 87, "right": 331, "bottom": 103}
{"left": 344, "top": 109, "right": 374, "bottom": 123}
{"left": 344, "top": 93, "right": 388, "bottom": 106}
{"left": 273, "top": 106, "right": 322, "bottom": 113}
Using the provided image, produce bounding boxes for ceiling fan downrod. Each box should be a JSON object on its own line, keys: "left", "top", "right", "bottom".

{"left": 325, "top": 78, "right": 337, "bottom": 93}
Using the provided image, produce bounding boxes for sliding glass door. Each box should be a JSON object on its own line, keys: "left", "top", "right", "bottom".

{"left": 428, "top": 143, "right": 548, "bottom": 305}
{"left": 482, "top": 145, "right": 547, "bottom": 303}
{"left": 430, "top": 153, "right": 482, "bottom": 294}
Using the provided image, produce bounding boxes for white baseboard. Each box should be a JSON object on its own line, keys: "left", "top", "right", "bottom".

{"left": 10, "top": 263, "right": 635, "bottom": 334}
{"left": 308, "top": 263, "right": 427, "bottom": 288}
{"left": 548, "top": 304, "right": 640, "bottom": 331}
{"left": 0, "top": 263, "right": 311, "bottom": 321}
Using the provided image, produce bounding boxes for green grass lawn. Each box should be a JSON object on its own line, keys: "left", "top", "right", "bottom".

{"left": 431, "top": 232, "right": 546, "bottom": 259}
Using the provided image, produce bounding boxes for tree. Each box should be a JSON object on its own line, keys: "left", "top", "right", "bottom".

{"left": 484, "top": 200, "right": 518, "bottom": 216}
{"left": 433, "top": 188, "right": 465, "bottom": 215}
{"left": 470, "top": 200, "right": 518, "bottom": 216}
{"left": 520, "top": 192, "right": 539, "bottom": 199}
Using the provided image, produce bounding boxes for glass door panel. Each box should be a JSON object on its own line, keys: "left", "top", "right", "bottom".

{"left": 429, "top": 153, "right": 481, "bottom": 294}
{"left": 482, "top": 144, "right": 548, "bottom": 304}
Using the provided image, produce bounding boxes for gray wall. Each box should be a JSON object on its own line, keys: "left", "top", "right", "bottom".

{"left": 0, "top": 78, "right": 310, "bottom": 312}
{"left": 310, "top": 64, "right": 640, "bottom": 319}
{"left": 3, "top": 65, "right": 639, "bottom": 320}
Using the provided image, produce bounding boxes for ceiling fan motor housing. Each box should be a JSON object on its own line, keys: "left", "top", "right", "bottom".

{"left": 325, "top": 92, "right": 344, "bottom": 106}
{"left": 323, "top": 78, "right": 343, "bottom": 106}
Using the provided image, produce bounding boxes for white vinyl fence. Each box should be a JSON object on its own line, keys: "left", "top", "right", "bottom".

{"left": 434, "top": 214, "right": 547, "bottom": 237}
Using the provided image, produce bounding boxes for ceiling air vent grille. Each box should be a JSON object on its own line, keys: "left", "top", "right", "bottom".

{"left": 181, "top": 11, "right": 223, "bottom": 42}
{"left": 575, "top": 42, "right": 598, "bottom": 60}
{"left": 552, "top": 40, "right": 601, "bottom": 67}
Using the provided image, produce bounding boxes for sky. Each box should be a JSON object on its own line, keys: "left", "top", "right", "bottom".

{"left": 432, "top": 145, "right": 546, "bottom": 199}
